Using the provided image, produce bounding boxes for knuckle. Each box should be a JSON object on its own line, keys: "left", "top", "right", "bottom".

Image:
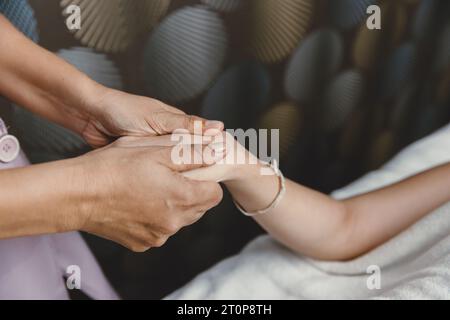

{"left": 177, "top": 188, "right": 197, "bottom": 208}
{"left": 152, "top": 236, "right": 168, "bottom": 248}
{"left": 190, "top": 209, "right": 206, "bottom": 224}
{"left": 148, "top": 112, "right": 166, "bottom": 135}
{"left": 141, "top": 237, "right": 155, "bottom": 248}
{"left": 161, "top": 219, "right": 179, "bottom": 235}
{"left": 185, "top": 115, "right": 196, "bottom": 130}
{"left": 129, "top": 244, "right": 149, "bottom": 253}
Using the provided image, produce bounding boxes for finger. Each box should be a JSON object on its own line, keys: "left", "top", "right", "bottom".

{"left": 158, "top": 142, "right": 227, "bottom": 172}
{"left": 170, "top": 177, "right": 225, "bottom": 232}
{"left": 182, "top": 206, "right": 211, "bottom": 228}
{"left": 182, "top": 166, "right": 226, "bottom": 183}
{"left": 187, "top": 180, "right": 224, "bottom": 211}
{"left": 114, "top": 135, "right": 178, "bottom": 148}
{"left": 115, "top": 134, "right": 218, "bottom": 148}
{"left": 174, "top": 177, "right": 224, "bottom": 215}
{"left": 153, "top": 112, "right": 224, "bottom": 136}
{"left": 161, "top": 104, "right": 186, "bottom": 115}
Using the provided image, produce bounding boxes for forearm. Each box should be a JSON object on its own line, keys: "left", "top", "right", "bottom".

{"left": 227, "top": 162, "right": 450, "bottom": 261}
{"left": 343, "top": 162, "right": 450, "bottom": 258}
{"left": 225, "top": 164, "right": 350, "bottom": 260}
{"left": 0, "top": 159, "right": 87, "bottom": 239}
{"left": 0, "top": 15, "right": 105, "bottom": 134}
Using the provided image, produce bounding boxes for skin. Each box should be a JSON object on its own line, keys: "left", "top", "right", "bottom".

{"left": 0, "top": 136, "right": 224, "bottom": 252}
{"left": 0, "top": 15, "right": 224, "bottom": 251}
{"left": 184, "top": 133, "right": 450, "bottom": 261}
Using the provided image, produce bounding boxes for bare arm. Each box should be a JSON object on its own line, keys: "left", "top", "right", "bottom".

{"left": 0, "top": 159, "right": 84, "bottom": 239}
{"left": 0, "top": 14, "right": 223, "bottom": 147}
{"left": 185, "top": 135, "right": 450, "bottom": 260}
{"left": 0, "top": 14, "right": 100, "bottom": 135}
{"left": 340, "top": 162, "right": 450, "bottom": 259}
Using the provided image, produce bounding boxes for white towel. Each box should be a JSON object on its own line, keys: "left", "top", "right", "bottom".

{"left": 167, "top": 123, "right": 450, "bottom": 300}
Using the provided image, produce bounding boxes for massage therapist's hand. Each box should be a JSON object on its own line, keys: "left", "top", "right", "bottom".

{"left": 74, "top": 136, "right": 224, "bottom": 251}
{"left": 0, "top": 137, "right": 223, "bottom": 251}
{"left": 0, "top": 15, "right": 223, "bottom": 148}
{"left": 74, "top": 86, "right": 224, "bottom": 148}
{"left": 0, "top": 135, "right": 223, "bottom": 251}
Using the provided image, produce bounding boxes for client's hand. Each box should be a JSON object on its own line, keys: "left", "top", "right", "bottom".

{"left": 182, "top": 132, "right": 260, "bottom": 183}
{"left": 72, "top": 135, "right": 224, "bottom": 252}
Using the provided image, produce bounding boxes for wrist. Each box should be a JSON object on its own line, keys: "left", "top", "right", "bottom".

{"left": 55, "top": 75, "right": 108, "bottom": 135}
{"left": 78, "top": 79, "right": 109, "bottom": 116}
{"left": 225, "top": 161, "right": 281, "bottom": 214}
{"left": 223, "top": 143, "right": 263, "bottom": 182}
{"left": 50, "top": 156, "right": 98, "bottom": 233}
{"left": 0, "top": 158, "right": 92, "bottom": 239}
{"left": 224, "top": 161, "right": 266, "bottom": 185}
{"left": 56, "top": 158, "right": 91, "bottom": 232}
{"left": 64, "top": 154, "right": 104, "bottom": 232}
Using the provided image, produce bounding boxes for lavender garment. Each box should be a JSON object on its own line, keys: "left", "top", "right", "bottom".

{"left": 0, "top": 119, "right": 118, "bottom": 299}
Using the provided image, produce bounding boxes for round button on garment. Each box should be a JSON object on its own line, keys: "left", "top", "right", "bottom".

{"left": 0, "top": 135, "right": 20, "bottom": 163}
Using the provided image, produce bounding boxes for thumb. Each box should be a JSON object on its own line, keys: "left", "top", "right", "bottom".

{"left": 153, "top": 112, "right": 224, "bottom": 136}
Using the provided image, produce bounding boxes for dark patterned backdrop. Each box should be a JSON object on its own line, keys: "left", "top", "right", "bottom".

{"left": 1, "top": 0, "right": 449, "bottom": 299}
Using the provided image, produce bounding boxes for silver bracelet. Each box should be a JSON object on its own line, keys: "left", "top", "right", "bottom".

{"left": 232, "top": 159, "right": 286, "bottom": 217}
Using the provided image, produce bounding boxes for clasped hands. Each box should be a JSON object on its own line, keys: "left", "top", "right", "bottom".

{"left": 61, "top": 86, "right": 245, "bottom": 252}
{"left": 0, "top": 14, "right": 244, "bottom": 251}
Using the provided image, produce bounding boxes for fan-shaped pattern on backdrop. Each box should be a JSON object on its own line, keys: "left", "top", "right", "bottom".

{"left": 202, "top": 61, "right": 271, "bottom": 130}
{"left": 352, "top": 1, "right": 408, "bottom": 70}
{"left": 259, "top": 102, "right": 303, "bottom": 159}
{"left": 285, "top": 29, "right": 344, "bottom": 104}
{"left": 379, "top": 43, "right": 416, "bottom": 100}
{"left": 321, "top": 70, "right": 365, "bottom": 133}
{"left": 328, "top": 0, "right": 378, "bottom": 30}
{"left": 201, "top": 0, "right": 242, "bottom": 12}
{"left": 60, "top": 0, "right": 170, "bottom": 52}
{"left": 143, "top": 6, "right": 227, "bottom": 103}
{"left": 249, "top": 0, "right": 314, "bottom": 64}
